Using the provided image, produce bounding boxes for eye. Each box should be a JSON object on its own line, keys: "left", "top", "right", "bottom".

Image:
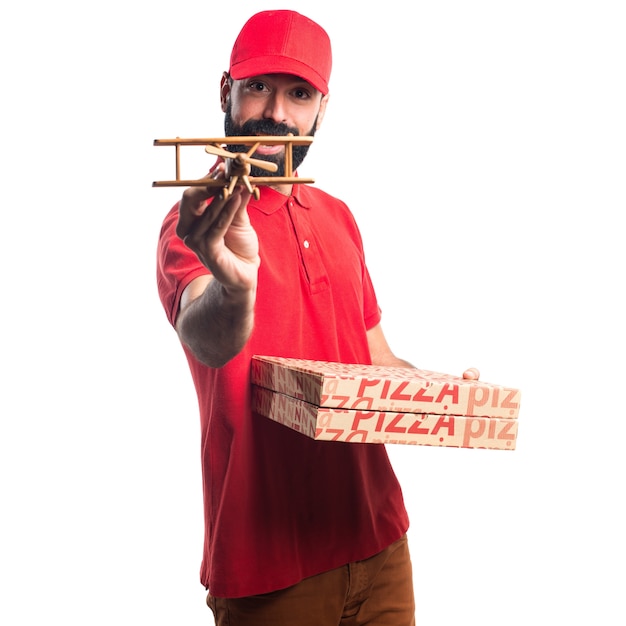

{"left": 292, "top": 87, "right": 311, "bottom": 100}
{"left": 248, "top": 80, "right": 267, "bottom": 92}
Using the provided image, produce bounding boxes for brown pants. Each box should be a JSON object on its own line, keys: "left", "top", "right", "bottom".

{"left": 206, "top": 534, "right": 415, "bottom": 626}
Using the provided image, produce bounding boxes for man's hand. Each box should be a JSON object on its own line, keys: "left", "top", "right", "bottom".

{"left": 174, "top": 169, "right": 261, "bottom": 368}
{"left": 176, "top": 170, "right": 260, "bottom": 294}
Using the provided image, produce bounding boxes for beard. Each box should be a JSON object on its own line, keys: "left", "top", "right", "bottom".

{"left": 223, "top": 104, "right": 316, "bottom": 177}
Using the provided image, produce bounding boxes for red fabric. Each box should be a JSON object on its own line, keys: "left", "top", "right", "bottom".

{"left": 156, "top": 184, "right": 409, "bottom": 598}
{"left": 229, "top": 10, "right": 332, "bottom": 95}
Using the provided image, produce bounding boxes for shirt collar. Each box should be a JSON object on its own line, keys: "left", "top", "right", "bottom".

{"left": 251, "top": 183, "right": 313, "bottom": 215}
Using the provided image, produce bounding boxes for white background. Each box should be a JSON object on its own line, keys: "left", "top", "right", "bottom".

{"left": 1, "top": 0, "right": 624, "bottom": 624}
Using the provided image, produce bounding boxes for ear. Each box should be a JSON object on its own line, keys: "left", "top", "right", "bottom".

{"left": 220, "top": 72, "right": 232, "bottom": 112}
{"left": 315, "top": 93, "right": 330, "bottom": 131}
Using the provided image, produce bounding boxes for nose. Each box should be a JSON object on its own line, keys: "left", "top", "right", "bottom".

{"left": 263, "top": 92, "right": 287, "bottom": 123}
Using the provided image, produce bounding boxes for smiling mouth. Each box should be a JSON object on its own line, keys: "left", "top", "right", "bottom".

{"left": 254, "top": 143, "right": 284, "bottom": 156}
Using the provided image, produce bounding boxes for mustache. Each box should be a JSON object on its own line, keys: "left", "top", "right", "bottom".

{"left": 235, "top": 118, "right": 300, "bottom": 137}
{"left": 222, "top": 106, "right": 313, "bottom": 176}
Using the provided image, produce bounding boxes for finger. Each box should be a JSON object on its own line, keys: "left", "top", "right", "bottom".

{"left": 176, "top": 181, "right": 223, "bottom": 240}
{"left": 183, "top": 189, "right": 245, "bottom": 248}
{"left": 462, "top": 367, "right": 480, "bottom": 380}
{"left": 208, "top": 160, "right": 226, "bottom": 178}
{"left": 209, "top": 157, "right": 225, "bottom": 173}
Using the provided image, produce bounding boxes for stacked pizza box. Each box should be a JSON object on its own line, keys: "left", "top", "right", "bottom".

{"left": 251, "top": 356, "right": 520, "bottom": 451}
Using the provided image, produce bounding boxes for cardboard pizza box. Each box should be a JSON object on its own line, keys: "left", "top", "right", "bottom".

{"left": 251, "top": 356, "right": 520, "bottom": 419}
{"left": 252, "top": 385, "right": 517, "bottom": 450}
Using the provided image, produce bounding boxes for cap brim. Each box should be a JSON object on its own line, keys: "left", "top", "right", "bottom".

{"left": 230, "top": 56, "right": 329, "bottom": 95}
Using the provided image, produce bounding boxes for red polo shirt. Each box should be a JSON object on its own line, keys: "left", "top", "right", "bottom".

{"left": 157, "top": 184, "right": 409, "bottom": 598}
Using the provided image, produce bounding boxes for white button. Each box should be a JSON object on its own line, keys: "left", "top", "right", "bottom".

{"left": 303, "top": 240, "right": 310, "bottom": 248}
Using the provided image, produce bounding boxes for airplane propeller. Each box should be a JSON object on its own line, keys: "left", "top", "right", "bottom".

{"left": 204, "top": 142, "right": 278, "bottom": 199}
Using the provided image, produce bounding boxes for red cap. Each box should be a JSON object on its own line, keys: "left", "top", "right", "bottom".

{"left": 229, "top": 10, "right": 332, "bottom": 95}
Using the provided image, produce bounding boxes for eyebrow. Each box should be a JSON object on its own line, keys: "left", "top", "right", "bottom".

{"left": 248, "top": 74, "right": 315, "bottom": 89}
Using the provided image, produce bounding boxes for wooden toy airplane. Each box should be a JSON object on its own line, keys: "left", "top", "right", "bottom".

{"left": 153, "top": 135, "right": 314, "bottom": 199}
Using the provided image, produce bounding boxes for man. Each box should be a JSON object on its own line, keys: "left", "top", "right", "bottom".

{"left": 157, "top": 10, "right": 478, "bottom": 625}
